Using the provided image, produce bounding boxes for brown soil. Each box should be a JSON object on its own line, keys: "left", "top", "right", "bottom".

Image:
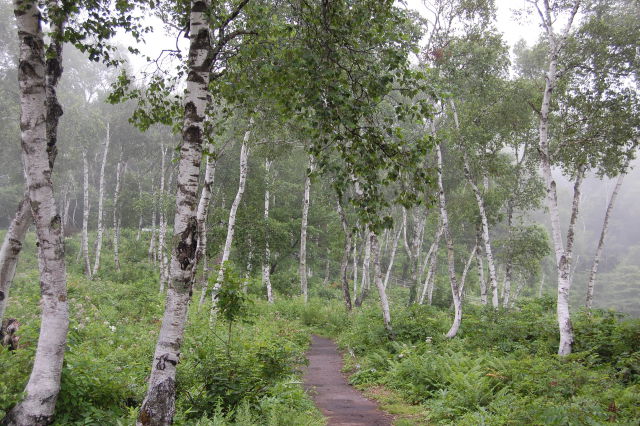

{"left": 303, "top": 335, "right": 393, "bottom": 426}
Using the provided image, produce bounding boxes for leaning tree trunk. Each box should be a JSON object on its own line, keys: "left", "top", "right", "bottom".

{"left": 371, "top": 233, "right": 393, "bottom": 337}
{"left": 262, "top": 159, "right": 274, "bottom": 303}
{"left": 137, "top": 0, "right": 211, "bottom": 423}
{"left": 586, "top": 172, "right": 625, "bottom": 310}
{"left": 0, "top": 198, "right": 31, "bottom": 324}
{"left": 383, "top": 223, "right": 403, "bottom": 289}
{"left": 113, "top": 148, "right": 125, "bottom": 272}
{"left": 299, "top": 155, "right": 313, "bottom": 303}
{"left": 3, "top": 0, "right": 69, "bottom": 422}
{"left": 210, "top": 127, "right": 251, "bottom": 305}
{"left": 92, "top": 122, "right": 110, "bottom": 276}
{"left": 436, "top": 143, "right": 461, "bottom": 339}
{"left": 81, "top": 151, "right": 92, "bottom": 279}
{"left": 336, "top": 197, "right": 353, "bottom": 311}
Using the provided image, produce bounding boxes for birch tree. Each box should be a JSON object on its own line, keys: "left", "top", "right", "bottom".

{"left": 262, "top": 158, "right": 274, "bottom": 303}
{"left": 299, "top": 155, "right": 313, "bottom": 302}
{"left": 112, "top": 146, "right": 125, "bottom": 272}
{"left": 3, "top": 0, "right": 68, "bottom": 421}
{"left": 82, "top": 151, "right": 92, "bottom": 278}
{"left": 92, "top": 122, "right": 111, "bottom": 275}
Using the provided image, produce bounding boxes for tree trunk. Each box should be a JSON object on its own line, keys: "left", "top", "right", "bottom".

{"left": 371, "top": 233, "right": 393, "bottom": 337}
{"left": 586, "top": 172, "right": 625, "bottom": 310}
{"left": 82, "top": 151, "right": 92, "bottom": 279}
{"left": 299, "top": 155, "right": 313, "bottom": 303}
{"left": 475, "top": 232, "right": 487, "bottom": 305}
{"left": 148, "top": 185, "right": 157, "bottom": 263}
{"left": 158, "top": 147, "right": 168, "bottom": 292}
{"left": 113, "top": 148, "right": 125, "bottom": 272}
{"left": 418, "top": 224, "right": 443, "bottom": 305}
{"left": 436, "top": 143, "right": 461, "bottom": 339}
{"left": 92, "top": 122, "right": 110, "bottom": 276}
{"left": 355, "top": 227, "right": 371, "bottom": 307}
{"left": 137, "top": 0, "right": 211, "bottom": 422}
{"left": 535, "top": 0, "right": 581, "bottom": 357}
{"left": 352, "top": 237, "right": 358, "bottom": 297}
{"left": 383, "top": 223, "right": 402, "bottom": 289}
{"left": 262, "top": 159, "right": 273, "bottom": 302}
{"left": 336, "top": 198, "right": 353, "bottom": 311}
{"left": 211, "top": 127, "right": 251, "bottom": 305}
{"left": 3, "top": 1, "right": 69, "bottom": 421}
{"left": 0, "top": 198, "right": 31, "bottom": 324}
{"left": 193, "top": 144, "right": 217, "bottom": 277}
{"left": 459, "top": 244, "right": 477, "bottom": 301}
{"left": 404, "top": 208, "right": 426, "bottom": 304}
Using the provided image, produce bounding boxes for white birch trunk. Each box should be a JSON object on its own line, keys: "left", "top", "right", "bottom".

{"left": 352, "top": 238, "right": 358, "bottom": 296}
{"left": 459, "top": 244, "right": 477, "bottom": 301}
{"left": 4, "top": 1, "right": 68, "bottom": 421}
{"left": 383, "top": 223, "right": 402, "bottom": 289}
{"left": 148, "top": 186, "right": 157, "bottom": 263}
{"left": 476, "top": 233, "right": 487, "bottom": 305}
{"left": 138, "top": 0, "right": 211, "bottom": 422}
{"left": 371, "top": 233, "right": 393, "bottom": 336}
{"left": 336, "top": 198, "right": 353, "bottom": 311}
{"left": 299, "top": 155, "right": 313, "bottom": 303}
{"left": 82, "top": 151, "right": 92, "bottom": 279}
{"left": 437, "top": 143, "right": 462, "bottom": 338}
{"left": 158, "top": 147, "right": 168, "bottom": 292}
{"left": 419, "top": 225, "right": 443, "bottom": 304}
{"left": 0, "top": 197, "right": 31, "bottom": 324}
{"left": 211, "top": 127, "right": 251, "bottom": 304}
{"left": 262, "top": 159, "right": 273, "bottom": 303}
{"left": 113, "top": 149, "right": 125, "bottom": 272}
{"left": 92, "top": 122, "right": 110, "bottom": 276}
{"left": 356, "top": 227, "right": 371, "bottom": 306}
{"left": 586, "top": 172, "right": 625, "bottom": 310}
{"left": 535, "top": 0, "right": 581, "bottom": 356}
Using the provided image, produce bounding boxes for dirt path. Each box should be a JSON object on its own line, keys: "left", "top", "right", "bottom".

{"left": 303, "top": 335, "right": 393, "bottom": 426}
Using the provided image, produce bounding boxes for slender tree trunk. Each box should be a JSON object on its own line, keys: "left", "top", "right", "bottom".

{"left": 459, "top": 244, "right": 477, "bottom": 301}
{"left": 336, "top": 198, "right": 353, "bottom": 311}
{"left": 136, "top": 179, "right": 143, "bottom": 241}
{"left": 535, "top": 0, "right": 581, "bottom": 356}
{"left": 436, "top": 143, "right": 461, "bottom": 338}
{"left": 3, "top": 1, "right": 69, "bottom": 421}
{"left": 299, "top": 155, "right": 313, "bottom": 302}
{"left": 137, "top": 0, "right": 212, "bottom": 422}
{"left": 462, "top": 154, "right": 498, "bottom": 307}
{"left": 193, "top": 143, "right": 216, "bottom": 305}
{"left": 355, "top": 227, "right": 371, "bottom": 307}
{"left": 404, "top": 208, "right": 426, "bottom": 304}
{"left": 419, "top": 224, "right": 443, "bottom": 304}
{"left": 262, "top": 159, "right": 273, "bottom": 303}
{"left": 371, "top": 233, "right": 393, "bottom": 337}
{"left": 586, "top": 172, "right": 625, "bottom": 310}
{"left": 476, "top": 232, "right": 487, "bottom": 305}
{"left": 113, "top": 148, "right": 125, "bottom": 272}
{"left": 148, "top": 186, "right": 157, "bottom": 263}
{"left": 427, "top": 249, "right": 438, "bottom": 305}
{"left": 92, "top": 122, "right": 110, "bottom": 276}
{"left": 383, "top": 223, "right": 402, "bottom": 289}
{"left": 158, "top": 147, "right": 168, "bottom": 292}
{"left": 211, "top": 127, "right": 251, "bottom": 304}
{"left": 352, "top": 238, "right": 358, "bottom": 297}
{"left": 0, "top": 198, "right": 31, "bottom": 324}
{"left": 82, "top": 151, "right": 92, "bottom": 279}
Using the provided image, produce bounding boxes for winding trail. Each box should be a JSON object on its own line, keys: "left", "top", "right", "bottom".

{"left": 303, "top": 335, "right": 393, "bottom": 425}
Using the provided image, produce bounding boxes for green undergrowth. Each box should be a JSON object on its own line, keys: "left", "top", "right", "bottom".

{"left": 298, "top": 289, "right": 640, "bottom": 425}
{"left": 0, "top": 232, "right": 323, "bottom": 425}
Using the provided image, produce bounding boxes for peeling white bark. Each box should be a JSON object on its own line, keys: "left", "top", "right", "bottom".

{"left": 4, "top": 0, "right": 69, "bottom": 421}
{"left": 586, "top": 172, "right": 625, "bottom": 310}
{"left": 92, "top": 122, "right": 110, "bottom": 276}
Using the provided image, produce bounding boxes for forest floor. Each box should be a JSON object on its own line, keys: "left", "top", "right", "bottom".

{"left": 303, "top": 335, "right": 394, "bottom": 425}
